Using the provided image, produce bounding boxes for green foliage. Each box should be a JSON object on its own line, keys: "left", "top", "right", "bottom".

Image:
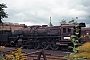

{"left": 3, "top": 47, "right": 27, "bottom": 60}
{"left": 0, "top": 54, "right": 4, "bottom": 60}
{"left": 68, "top": 42, "right": 90, "bottom": 60}
{"left": 64, "top": 26, "right": 84, "bottom": 60}
{"left": 0, "top": 46, "right": 5, "bottom": 60}
{"left": 60, "top": 19, "right": 67, "bottom": 24}
{"left": 60, "top": 17, "right": 78, "bottom": 25}
{"left": 68, "top": 18, "right": 78, "bottom": 25}
{"left": 63, "top": 35, "right": 79, "bottom": 60}
{"left": 0, "top": 3, "right": 8, "bottom": 23}
{"left": 64, "top": 33, "right": 90, "bottom": 60}
{"left": 70, "top": 36, "right": 78, "bottom": 53}
{"left": 76, "top": 17, "right": 78, "bottom": 19}
{"left": 49, "top": 22, "right": 53, "bottom": 26}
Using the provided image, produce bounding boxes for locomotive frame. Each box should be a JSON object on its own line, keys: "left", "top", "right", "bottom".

{"left": 0, "top": 22, "right": 88, "bottom": 50}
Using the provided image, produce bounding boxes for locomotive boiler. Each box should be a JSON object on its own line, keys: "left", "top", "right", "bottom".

{"left": 0, "top": 22, "right": 87, "bottom": 50}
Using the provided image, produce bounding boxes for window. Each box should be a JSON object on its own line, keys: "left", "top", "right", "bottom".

{"left": 63, "top": 28, "right": 66, "bottom": 33}
{"left": 68, "top": 28, "right": 71, "bottom": 33}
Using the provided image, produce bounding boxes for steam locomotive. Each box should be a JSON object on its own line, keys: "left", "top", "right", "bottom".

{"left": 0, "top": 22, "right": 89, "bottom": 50}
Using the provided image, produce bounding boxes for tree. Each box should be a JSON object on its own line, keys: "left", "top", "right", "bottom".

{"left": 0, "top": 3, "right": 8, "bottom": 23}
{"left": 60, "top": 19, "right": 67, "bottom": 25}
{"left": 49, "top": 22, "right": 53, "bottom": 26}
{"left": 68, "top": 17, "right": 78, "bottom": 25}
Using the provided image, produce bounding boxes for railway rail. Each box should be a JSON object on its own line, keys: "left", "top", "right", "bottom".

{"left": 4, "top": 47, "right": 70, "bottom": 60}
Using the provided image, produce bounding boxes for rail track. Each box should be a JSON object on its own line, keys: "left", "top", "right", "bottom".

{"left": 3, "top": 47, "right": 70, "bottom": 60}
{"left": 27, "top": 54, "right": 67, "bottom": 60}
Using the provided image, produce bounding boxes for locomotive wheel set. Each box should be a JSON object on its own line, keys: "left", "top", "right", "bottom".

{"left": 0, "top": 23, "right": 88, "bottom": 50}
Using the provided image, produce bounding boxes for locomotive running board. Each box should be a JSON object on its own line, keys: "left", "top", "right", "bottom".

{"left": 56, "top": 42, "right": 68, "bottom": 46}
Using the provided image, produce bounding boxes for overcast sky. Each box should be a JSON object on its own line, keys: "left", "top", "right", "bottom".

{"left": 1, "top": 0, "right": 90, "bottom": 27}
